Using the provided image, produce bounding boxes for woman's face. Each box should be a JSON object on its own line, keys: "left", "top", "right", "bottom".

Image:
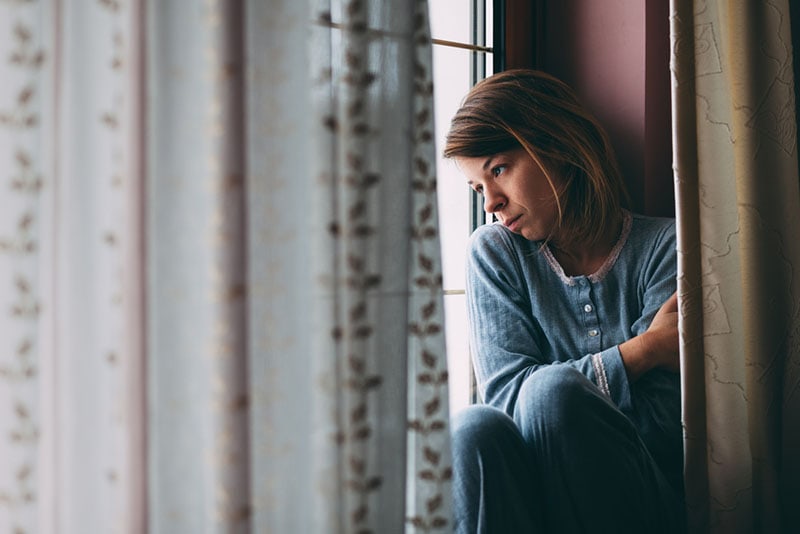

{"left": 456, "top": 147, "right": 560, "bottom": 242}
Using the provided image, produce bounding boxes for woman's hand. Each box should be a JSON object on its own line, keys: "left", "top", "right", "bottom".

{"left": 646, "top": 292, "right": 680, "bottom": 370}
{"left": 619, "top": 293, "right": 679, "bottom": 382}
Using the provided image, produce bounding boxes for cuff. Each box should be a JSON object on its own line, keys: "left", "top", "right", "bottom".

{"left": 590, "top": 346, "right": 632, "bottom": 414}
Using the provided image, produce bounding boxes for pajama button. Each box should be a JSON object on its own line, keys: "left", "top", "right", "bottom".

{"left": 588, "top": 329, "right": 599, "bottom": 337}
{"left": 584, "top": 304, "right": 593, "bottom": 313}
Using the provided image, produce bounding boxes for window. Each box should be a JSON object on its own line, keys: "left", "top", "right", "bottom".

{"left": 429, "top": 0, "right": 498, "bottom": 415}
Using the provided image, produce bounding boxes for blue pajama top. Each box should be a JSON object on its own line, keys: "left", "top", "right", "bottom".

{"left": 465, "top": 210, "right": 683, "bottom": 490}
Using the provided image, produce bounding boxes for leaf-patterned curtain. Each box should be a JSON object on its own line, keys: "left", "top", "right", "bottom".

{"left": 670, "top": 1, "right": 800, "bottom": 532}
{"left": 0, "top": 0, "right": 451, "bottom": 532}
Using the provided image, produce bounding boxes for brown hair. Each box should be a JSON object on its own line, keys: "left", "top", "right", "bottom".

{"left": 444, "top": 69, "right": 629, "bottom": 246}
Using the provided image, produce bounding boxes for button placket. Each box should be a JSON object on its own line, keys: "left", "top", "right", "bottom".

{"left": 577, "top": 280, "right": 601, "bottom": 352}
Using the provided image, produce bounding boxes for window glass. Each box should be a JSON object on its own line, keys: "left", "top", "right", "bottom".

{"left": 429, "top": 0, "right": 494, "bottom": 414}
{"left": 429, "top": 0, "right": 472, "bottom": 44}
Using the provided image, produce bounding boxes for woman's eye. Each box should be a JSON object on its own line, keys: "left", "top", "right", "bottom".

{"left": 491, "top": 165, "right": 506, "bottom": 178}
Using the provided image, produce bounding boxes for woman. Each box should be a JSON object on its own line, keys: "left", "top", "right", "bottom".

{"left": 444, "top": 69, "right": 684, "bottom": 533}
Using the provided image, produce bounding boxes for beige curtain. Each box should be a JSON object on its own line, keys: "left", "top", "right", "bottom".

{"left": 0, "top": 0, "right": 451, "bottom": 532}
{"left": 670, "top": 1, "right": 800, "bottom": 532}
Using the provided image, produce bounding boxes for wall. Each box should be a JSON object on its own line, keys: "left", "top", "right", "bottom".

{"left": 538, "top": 0, "right": 674, "bottom": 217}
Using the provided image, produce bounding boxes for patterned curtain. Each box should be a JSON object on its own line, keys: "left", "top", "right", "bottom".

{"left": 0, "top": 0, "right": 451, "bottom": 532}
{"left": 0, "top": 1, "right": 146, "bottom": 531}
{"left": 670, "top": 1, "right": 800, "bottom": 532}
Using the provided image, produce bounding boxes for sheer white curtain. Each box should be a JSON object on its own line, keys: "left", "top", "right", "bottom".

{"left": 0, "top": 0, "right": 451, "bottom": 532}
{"left": 670, "top": 1, "right": 800, "bottom": 532}
{"left": 0, "top": 1, "right": 146, "bottom": 532}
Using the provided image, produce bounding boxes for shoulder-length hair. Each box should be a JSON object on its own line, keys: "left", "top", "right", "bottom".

{"left": 443, "top": 69, "right": 629, "bottom": 246}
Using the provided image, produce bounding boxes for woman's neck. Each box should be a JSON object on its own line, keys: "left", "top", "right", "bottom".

{"left": 548, "top": 214, "right": 623, "bottom": 277}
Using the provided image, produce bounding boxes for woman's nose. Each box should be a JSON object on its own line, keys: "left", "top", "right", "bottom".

{"left": 483, "top": 187, "right": 506, "bottom": 213}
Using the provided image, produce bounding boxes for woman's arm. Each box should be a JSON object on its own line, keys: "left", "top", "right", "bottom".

{"left": 619, "top": 292, "right": 679, "bottom": 382}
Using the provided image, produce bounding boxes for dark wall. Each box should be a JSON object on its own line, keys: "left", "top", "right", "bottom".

{"left": 536, "top": 0, "right": 674, "bottom": 217}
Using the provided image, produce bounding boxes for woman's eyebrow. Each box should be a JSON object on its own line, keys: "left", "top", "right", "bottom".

{"left": 482, "top": 156, "right": 496, "bottom": 171}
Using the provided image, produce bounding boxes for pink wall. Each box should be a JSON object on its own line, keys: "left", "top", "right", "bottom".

{"left": 541, "top": 0, "right": 674, "bottom": 217}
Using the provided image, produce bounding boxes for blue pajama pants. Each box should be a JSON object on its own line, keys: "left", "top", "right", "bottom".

{"left": 451, "top": 366, "right": 685, "bottom": 533}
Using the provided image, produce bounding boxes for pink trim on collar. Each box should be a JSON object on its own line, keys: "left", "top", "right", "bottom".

{"left": 541, "top": 210, "right": 633, "bottom": 286}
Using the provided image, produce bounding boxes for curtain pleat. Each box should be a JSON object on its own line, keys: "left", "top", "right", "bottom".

{"left": 246, "top": 0, "right": 317, "bottom": 531}
{"left": 1, "top": 0, "right": 146, "bottom": 532}
{"left": 670, "top": 1, "right": 800, "bottom": 532}
{"left": 404, "top": 2, "right": 453, "bottom": 530}
{"left": 55, "top": 1, "right": 144, "bottom": 531}
{"left": 0, "top": 2, "right": 52, "bottom": 532}
{"left": 146, "top": 0, "right": 250, "bottom": 531}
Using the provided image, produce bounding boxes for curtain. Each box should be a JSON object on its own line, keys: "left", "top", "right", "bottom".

{"left": 0, "top": 1, "right": 146, "bottom": 531}
{"left": 0, "top": 0, "right": 451, "bottom": 532}
{"left": 670, "top": 1, "right": 800, "bottom": 532}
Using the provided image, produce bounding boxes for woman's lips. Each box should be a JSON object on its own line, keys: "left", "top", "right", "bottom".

{"left": 505, "top": 215, "right": 522, "bottom": 232}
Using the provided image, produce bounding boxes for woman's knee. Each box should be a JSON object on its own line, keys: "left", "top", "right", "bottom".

{"left": 451, "top": 404, "right": 532, "bottom": 495}
{"left": 451, "top": 404, "right": 521, "bottom": 460}
{"left": 513, "top": 365, "right": 601, "bottom": 434}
